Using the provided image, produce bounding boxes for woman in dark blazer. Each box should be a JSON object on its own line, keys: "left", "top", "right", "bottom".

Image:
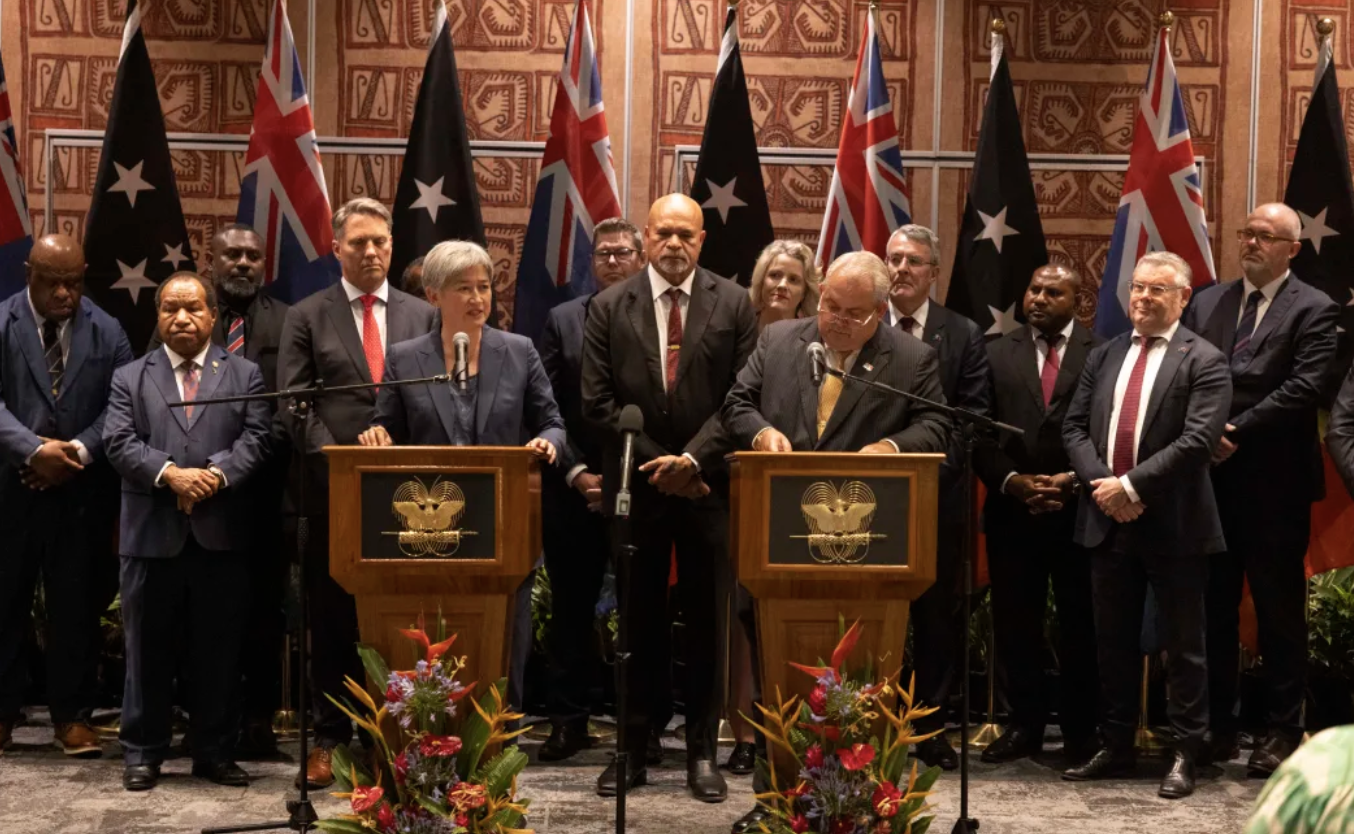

{"left": 358, "top": 240, "right": 566, "bottom": 458}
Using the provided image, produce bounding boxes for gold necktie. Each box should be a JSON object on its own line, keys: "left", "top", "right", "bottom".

{"left": 816, "top": 353, "right": 843, "bottom": 437}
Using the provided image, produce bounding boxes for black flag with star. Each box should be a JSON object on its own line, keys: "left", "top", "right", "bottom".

{"left": 84, "top": 0, "right": 191, "bottom": 355}
{"left": 689, "top": 5, "right": 773, "bottom": 286}
{"left": 390, "top": 1, "right": 486, "bottom": 292}
{"left": 945, "top": 26, "right": 1047, "bottom": 338}
{"left": 1283, "top": 30, "right": 1354, "bottom": 399}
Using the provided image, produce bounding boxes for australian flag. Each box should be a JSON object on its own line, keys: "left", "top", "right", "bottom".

{"left": 1096, "top": 23, "right": 1216, "bottom": 336}
{"left": 511, "top": 0, "right": 621, "bottom": 340}
{"left": 945, "top": 24, "right": 1047, "bottom": 338}
{"left": 84, "top": 0, "right": 192, "bottom": 353}
{"left": 389, "top": 0, "right": 486, "bottom": 290}
{"left": 237, "top": 0, "right": 337, "bottom": 304}
{"left": 0, "top": 47, "right": 31, "bottom": 300}
{"left": 816, "top": 8, "right": 910, "bottom": 266}
{"left": 689, "top": 5, "right": 773, "bottom": 286}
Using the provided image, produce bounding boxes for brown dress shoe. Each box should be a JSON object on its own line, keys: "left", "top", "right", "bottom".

{"left": 54, "top": 722, "right": 102, "bottom": 758}
{"left": 297, "top": 746, "right": 335, "bottom": 789}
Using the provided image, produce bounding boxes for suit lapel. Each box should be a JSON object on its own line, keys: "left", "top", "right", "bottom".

{"left": 624, "top": 281, "right": 665, "bottom": 402}
{"left": 59, "top": 303, "right": 93, "bottom": 397}
{"left": 674, "top": 271, "right": 714, "bottom": 392}
{"left": 1010, "top": 328, "right": 1045, "bottom": 413}
{"left": 416, "top": 334, "right": 458, "bottom": 442}
{"left": 1208, "top": 280, "right": 1242, "bottom": 353}
{"left": 819, "top": 329, "right": 890, "bottom": 447}
{"left": 147, "top": 349, "right": 191, "bottom": 434}
{"left": 1235, "top": 279, "right": 1297, "bottom": 370}
{"left": 1142, "top": 329, "right": 1191, "bottom": 434}
{"left": 799, "top": 326, "right": 821, "bottom": 443}
{"left": 1049, "top": 326, "right": 1092, "bottom": 407}
{"left": 325, "top": 284, "right": 372, "bottom": 384}
{"left": 12, "top": 302, "right": 55, "bottom": 404}
{"left": 1095, "top": 336, "right": 1131, "bottom": 446}
{"left": 476, "top": 327, "right": 504, "bottom": 438}
{"left": 385, "top": 291, "right": 419, "bottom": 346}
{"left": 191, "top": 345, "right": 230, "bottom": 424}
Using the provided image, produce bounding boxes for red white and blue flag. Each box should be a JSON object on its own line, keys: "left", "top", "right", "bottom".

{"left": 511, "top": 0, "right": 621, "bottom": 340}
{"left": 816, "top": 10, "right": 910, "bottom": 267}
{"left": 0, "top": 48, "right": 32, "bottom": 299}
{"left": 1095, "top": 25, "right": 1216, "bottom": 336}
{"left": 237, "top": 0, "right": 337, "bottom": 303}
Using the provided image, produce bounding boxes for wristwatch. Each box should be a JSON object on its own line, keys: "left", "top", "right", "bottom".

{"left": 1066, "top": 471, "right": 1081, "bottom": 495}
{"left": 208, "top": 465, "right": 226, "bottom": 488}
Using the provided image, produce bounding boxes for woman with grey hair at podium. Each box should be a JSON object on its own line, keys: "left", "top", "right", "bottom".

{"left": 357, "top": 239, "right": 566, "bottom": 457}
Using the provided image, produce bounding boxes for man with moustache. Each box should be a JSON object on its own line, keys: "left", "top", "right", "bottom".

{"left": 975, "top": 265, "right": 1101, "bottom": 764}
{"left": 0, "top": 234, "right": 133, "bottom": 757}
{"left": 582, "top": 194, "right": 757, "bottom": 802}
{"left": 278, "top": 198, "right": 436, "bottom": 787}
{"left": 882, "top": 223, "right": 991, "bottom": 769}
{"left": 1062, "top": 252, "right": 1231, "bottom": 799}
{"left": 1183, "top": 203, "right": 1339, "bottom": 773}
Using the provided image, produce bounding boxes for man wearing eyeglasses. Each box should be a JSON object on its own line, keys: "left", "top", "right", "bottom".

{"left": 883, "top": 223, "right": 992, "bottom": 770}
{"left": 1062, "top": 251, "right": 1231, "bottom": 799}
{"left": 1182, "top": 203, "right": 1339, "bottom": 775}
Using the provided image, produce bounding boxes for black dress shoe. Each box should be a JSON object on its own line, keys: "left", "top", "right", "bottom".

{"left": 646, "top": 728, "right": 664, "bottom": 766}
{"left": 1248, "top": 733, "right": 1297, "bottom": 777}
{"left": 1159, "top": 750, "right": 1196, "bottom": 799}
{"left": 123, "top": 764, "right": 160, "bottom": 791}
{"left": 981, "top": 726, "right": 1044, "bottom": 763}
{"left": 192, "top": 760, "right": 250, "bottom": 786}
{"left": 1062, "top": 747, "right": 1136, "bottom": 781}
{"left": 1203, "top": 730, "right": 1240, "bottom": 765}
{"left": 596, "top": 759, "right": 647, "bottom": 797}
{"left": 725, "top": 741, "right": 757, "bottom": 775}
{"left": 915, "top": 736, "right": 959, "bottom": 771}
{"left": 731, "top": 806, "right": 771, "bottom": 833}
{"left": 687, "top": 758, "right": 728, "bottom": 803}
{"left": 1062, "top": 735, "right": 1100, "bottom": 764}
{"left": 538, "top": 723, "right": 592, "bottom": 762}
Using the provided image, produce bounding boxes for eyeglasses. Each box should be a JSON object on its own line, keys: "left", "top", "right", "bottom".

{"left": 817, "top": 300, "right": 876, "bottom": 327}
{"left": 1236, "top": 229, "right": 1298, "bottom": 246}
{"left": 1128, "top": 281, "right": 1184, "bottom": 299}
{"left": 888, "top": 255, "right": 937, "bottom": 268}
{"left": 594, "top": 247, "right": 639, "bottom": 262}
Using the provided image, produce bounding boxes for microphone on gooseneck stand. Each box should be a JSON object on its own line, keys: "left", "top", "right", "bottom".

{"left": 807, "top": 341, "right": 827, "bottom": 387}
{"left": 452, "top": 331, "right": 470, "bottom": 392}
{"left": 615, "top": 404, "right": 644, "bottom": 519}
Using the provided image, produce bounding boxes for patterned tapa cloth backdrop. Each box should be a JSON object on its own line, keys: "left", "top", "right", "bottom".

{"left": 4, "top": 0, "right": 1348, "bottom": 328}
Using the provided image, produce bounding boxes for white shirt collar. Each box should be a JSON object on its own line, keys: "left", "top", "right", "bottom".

{"left": 648, "top": 265, "right": 695, "bottom": 301}
{"left": 1132, "top": 320, "right": 1180, "bottom": 345}
{"left": 341, "top": 276, "right": 389, "bottom": 304}
{"left": 163, "top": 341, "right": 213, "bottom": 370}
{"left": 890, "top": 297, "right": 929, "bottom": 329}
{"left": 1242, "top": 270, "right": 1289, "bottom": 303}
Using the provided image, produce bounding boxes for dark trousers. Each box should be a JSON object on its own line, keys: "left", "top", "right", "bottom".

{"left": 543, "top": 490, "right": 610, "bottom": 728}
{"left": 1207, "top": 498, "right": 1310, "bottom": 742}
{"left": 1091, "top": 531, "right": 1209, "bottom": 753}
{"left": 303, "top": 515, "right": 363, "bottom": 747}
{"left": 618, "top": 495, "right": 730, "bottom": 762}
{"left": 0, "top": 494, "right": 112, "bottom": 724}
{"left": 911, "top": 522, "right": 960, "bottom": 731}
{"left": 240, "top": 517, "right": 286, "bottom": 725}
{"left": 119, "top": 539, "right": 248, "bottom": 766}
{"left": 988, "top": 523, "right": 1098, "bottom": 742}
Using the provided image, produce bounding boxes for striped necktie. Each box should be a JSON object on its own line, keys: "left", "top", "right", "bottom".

{"left": 182, "top": 361, "right": 200, "bottom": 422}
{"left": 42, "top": 319, "right": 63, "bottom": 398}
{"left": 1232, "top": 290, "right": 1263, "bottom": 358}
{"left": 226, "top": 315, "right": 245, "bottom": 355}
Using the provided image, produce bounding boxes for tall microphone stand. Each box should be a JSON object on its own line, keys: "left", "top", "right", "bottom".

{"left": 820, "top": 366, "right": 1021, "bottom": 834}
{"left": 611, "top": 416, "right": 640, "bottom": 834}
{"left": 162, "top": 373, "right": 451, "bottom": 834}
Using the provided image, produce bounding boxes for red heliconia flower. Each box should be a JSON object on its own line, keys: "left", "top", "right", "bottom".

{"left": 789, "top": 814, "right": 810, "bottom": 833}
{"left": 398, "top": 614, "right": 460, "bottom": 664}
{"left": 804, "top": 744, "right": 825, "bottom": 770}
{"left": 808, "top": 684, "right": 828, "bottom": 716}
{"left": 784, "top": 781, "right": 811, "bottom": 798}
{"left": 838, "top": 742, "right": 876, "bottom": 771}
{"left": 350, "top": 784, "right": 384, "bottom": 814}
{"left": 873, "top": 780, "right": 903, "bottom": 818}
{"left": 393, "top": 750, "right": 409, "bottom": 783}
{"left": 419, "top": 734, "right": 463, "bottom": 757}
{"left": 830, "top": 818, "right": 855, "bottom": 834}
{"left": 823, "top": 725, "right": 841, "bottom": 742}
{"left": 447, "top": 781, "right": 488, "bottom": 811}
{"left": 455, "top": 813, "right": 470, "bottom": 828}
{"left": 384, "top": 683, "right": 403, "bottom": 704}
{"left": 376, "top": 802, "right": 397, "bottom": 833}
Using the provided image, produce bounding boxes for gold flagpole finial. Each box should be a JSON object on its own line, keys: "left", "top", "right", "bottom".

{"left": 1317, "top": 17, "right": 1335, "bottom": 38}
{"left": 1158, "top": 10, "right": 1175, "bottom": 30}
{"left": 869, "top": 0, "right": 878, "bottom": 10}
{"left": 990, "top": 17, "right": 1007, "bottom": 36}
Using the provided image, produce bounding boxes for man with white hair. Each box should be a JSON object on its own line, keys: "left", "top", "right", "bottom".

{"left": 1182, "top": 203, "right": 1339, "bottom": 775}
{"left": 1062, "top": 251, "right": 1231, "bottom": 799}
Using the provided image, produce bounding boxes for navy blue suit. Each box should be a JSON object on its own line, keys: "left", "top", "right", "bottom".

{"left": 104, "top": 344, "right": 272, "bottom": 766}
{"left": 0, "top": 293, "right": 132, "bottom": 725}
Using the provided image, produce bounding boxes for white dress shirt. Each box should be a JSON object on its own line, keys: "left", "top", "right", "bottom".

{"left": 649, "top": 266, "right": 695, "bottom": 393}
{"left": 24, "top": 291, "right": 91, "bottom": 466}
{"left": 155, "top": 342, "right": 221, "bottom": 487}
{"left": 341, "top": 276, "right": 390, "bottom": 352}
{"left": 888, "top": 298, "right": 929, "bottom": 339}
{"left": 1106, "top": 320, "right": 1179, "bottom": 502}
{"left": 999, "top": 320, "right": 1076, "bottom": 494}
{"left": 1238, "top": 271, "right": 1288, "bottom": 332}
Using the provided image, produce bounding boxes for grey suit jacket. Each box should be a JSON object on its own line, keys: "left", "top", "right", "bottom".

{"left": 722, "top": 317, "right": 951, "bottom": 453}
{"left": 1062, "top": 325, "right": 1232, "bottom": 557}
{"left": 537, "top": 293, "right": 595, "bottom": 477}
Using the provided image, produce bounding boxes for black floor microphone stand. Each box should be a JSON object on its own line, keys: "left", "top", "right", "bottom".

{"left": 162, "top": 373, "right": 450, "bottom": 834}
{"left": 612, "top": 509, "right": 635, "bottom": 834}
{"left": 821, "top": 367, "right": 1022, "bottom": 834}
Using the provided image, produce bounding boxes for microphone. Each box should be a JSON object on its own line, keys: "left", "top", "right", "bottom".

{"left": 616, "top": 404, "right": 644, "bottom": 518}
{"left": 452, "top": 331, "right": 470, "bottom": 392}
{"left": 807, "top": 341, "right": 827, "bottom": 387}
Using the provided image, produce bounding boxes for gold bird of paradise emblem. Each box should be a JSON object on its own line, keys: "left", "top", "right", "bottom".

{"left": 793, "top": 480, "right": 884, "bottom": 564}
{"left": 387, "top": 477, "right": 475, "bottom": 558}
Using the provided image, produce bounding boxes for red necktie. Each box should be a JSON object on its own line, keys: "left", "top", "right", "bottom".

{"left": 226, "top": 315, "right": 245, "bottom": 355}
{"left": 182, "top": 361, "right": 200, "bottom": 422}
{"left": 360, "top": 294, "right": 384, "bottom": 383}
{"left": 1039, "top": 333, "right": 1062, "bottom": 407}
{"left": 898, "top": 315, "right": 916, "bottom": 335}
{"left": 1111, "top": 335, "right": 1157, "bottom": 476}
{"left": 665, "top": 287, "right": 683, "bottom": 392}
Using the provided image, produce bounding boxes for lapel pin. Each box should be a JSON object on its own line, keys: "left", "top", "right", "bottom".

{"left": 1177, "top": 345, "right": 1189, "bottom": 353}
{"left": 862, "top": 362, "right": 874, "bottom": 372}
{"left": 212, "top": 360, "right": 220, "bottom": 373}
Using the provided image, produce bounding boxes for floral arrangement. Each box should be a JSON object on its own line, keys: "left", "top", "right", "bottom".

{"left": 316, "top": 615, "right": 533, "bottom": 834}
{"left": 745, "top": 621, "right": 942, "bottom": 834}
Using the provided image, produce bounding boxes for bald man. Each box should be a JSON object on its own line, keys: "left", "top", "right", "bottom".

{"left": 581, "top": 194, "right": 757, "bottom": 802}
{"left": 1183, "top": 202, "right": 1340, "bottom": 774}
{"left": 0, "top": 234, "right": 133, "bottom": 756}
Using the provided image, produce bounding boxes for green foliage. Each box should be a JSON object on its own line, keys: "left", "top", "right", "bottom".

{"left": 313, "top": 821, "right": 370, "bottom": 834}
{"left": 328, "top": 743, "right": 372, "bottom": 793}
{"left": 456, "top": 677, "right": 509, "bottom": 781}
{"left": 475, "top": 746, "right": 529, "bottom": 797}
{"left": 1309, "top": 567, "right": 1354, "bottom": 679}
{"left": 356, "top": 643, "right": 391, "bottom": 691}
{"left": 531, "top": 567, "right": 553, "bottom": 651}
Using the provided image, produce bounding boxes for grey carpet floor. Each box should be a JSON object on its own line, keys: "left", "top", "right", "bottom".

{"left": 0, "top": 714, "right": 1265, "bottom": 834}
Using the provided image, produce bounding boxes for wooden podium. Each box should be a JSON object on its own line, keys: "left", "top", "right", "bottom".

{"left": 730, "top": 452, "right": 944, "bottom": 703}
{"left": 325, "top": 446, "right": 539, "bottom": 688}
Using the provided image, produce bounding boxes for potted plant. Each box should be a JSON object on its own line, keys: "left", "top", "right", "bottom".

{"left": 1306, "top": 567, "right": 1354, "bottom": 731}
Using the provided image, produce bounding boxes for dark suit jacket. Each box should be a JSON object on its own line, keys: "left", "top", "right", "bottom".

{"left": 1062, "top": 325, "right": 1232, "bottom": 557}
{"left": 975, "top": 322, "right": 1100, "bottom": 537}
{"left": 0, "top": 294, "right": 134, "bottom": 512}
{"left": 722, "top": 317, "right": 951, "bottom": 453}
{"left": 278, "top": 281, "right": 436, "bottom": 510}
{"left": 375, "top": 327, "right": 567, "bottom": 450}
{"left": 103, "top": 345, "right": 273, "bottom": 558}
{"left": 581, "top": 267, "right": 757, "bottom": 511}
{"left": 538, "top": 293, "right": 597, "bottom": 477}
{"left": 1182, "top": 274, "right": 1339, "bottom": 505}
{"left": 1327, "top": 363, "right": 1354, "bottom": 499}
{"left": 149, "top": 290, "right": 289, "bottom": 393}
{"left": 916, "top": 304, "right": 993, "bottom": 421}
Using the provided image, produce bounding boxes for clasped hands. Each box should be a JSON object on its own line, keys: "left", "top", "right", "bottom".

{"left": 20, "top": 437, "right": 83, "bottom": 490}
{"left": 1212, "top": 424, "right": 1238, "bottom": 465}
{"left": 164, "top": 463, "right": 220, "bottom": 515}
{"left": 753, "top": 427, "right": 893, "bottom": 456}
{"left": 1089, "top": 476, "right": 1144, "bottom": 523}
{"left": 357, "top": 425, "right": 558, "bottom": 465}
{"left": 638, "top": 454, "right": 710, "bottom": 499}
{"left": 1005, "top": 472, "right": 1076, "bottom": 515}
